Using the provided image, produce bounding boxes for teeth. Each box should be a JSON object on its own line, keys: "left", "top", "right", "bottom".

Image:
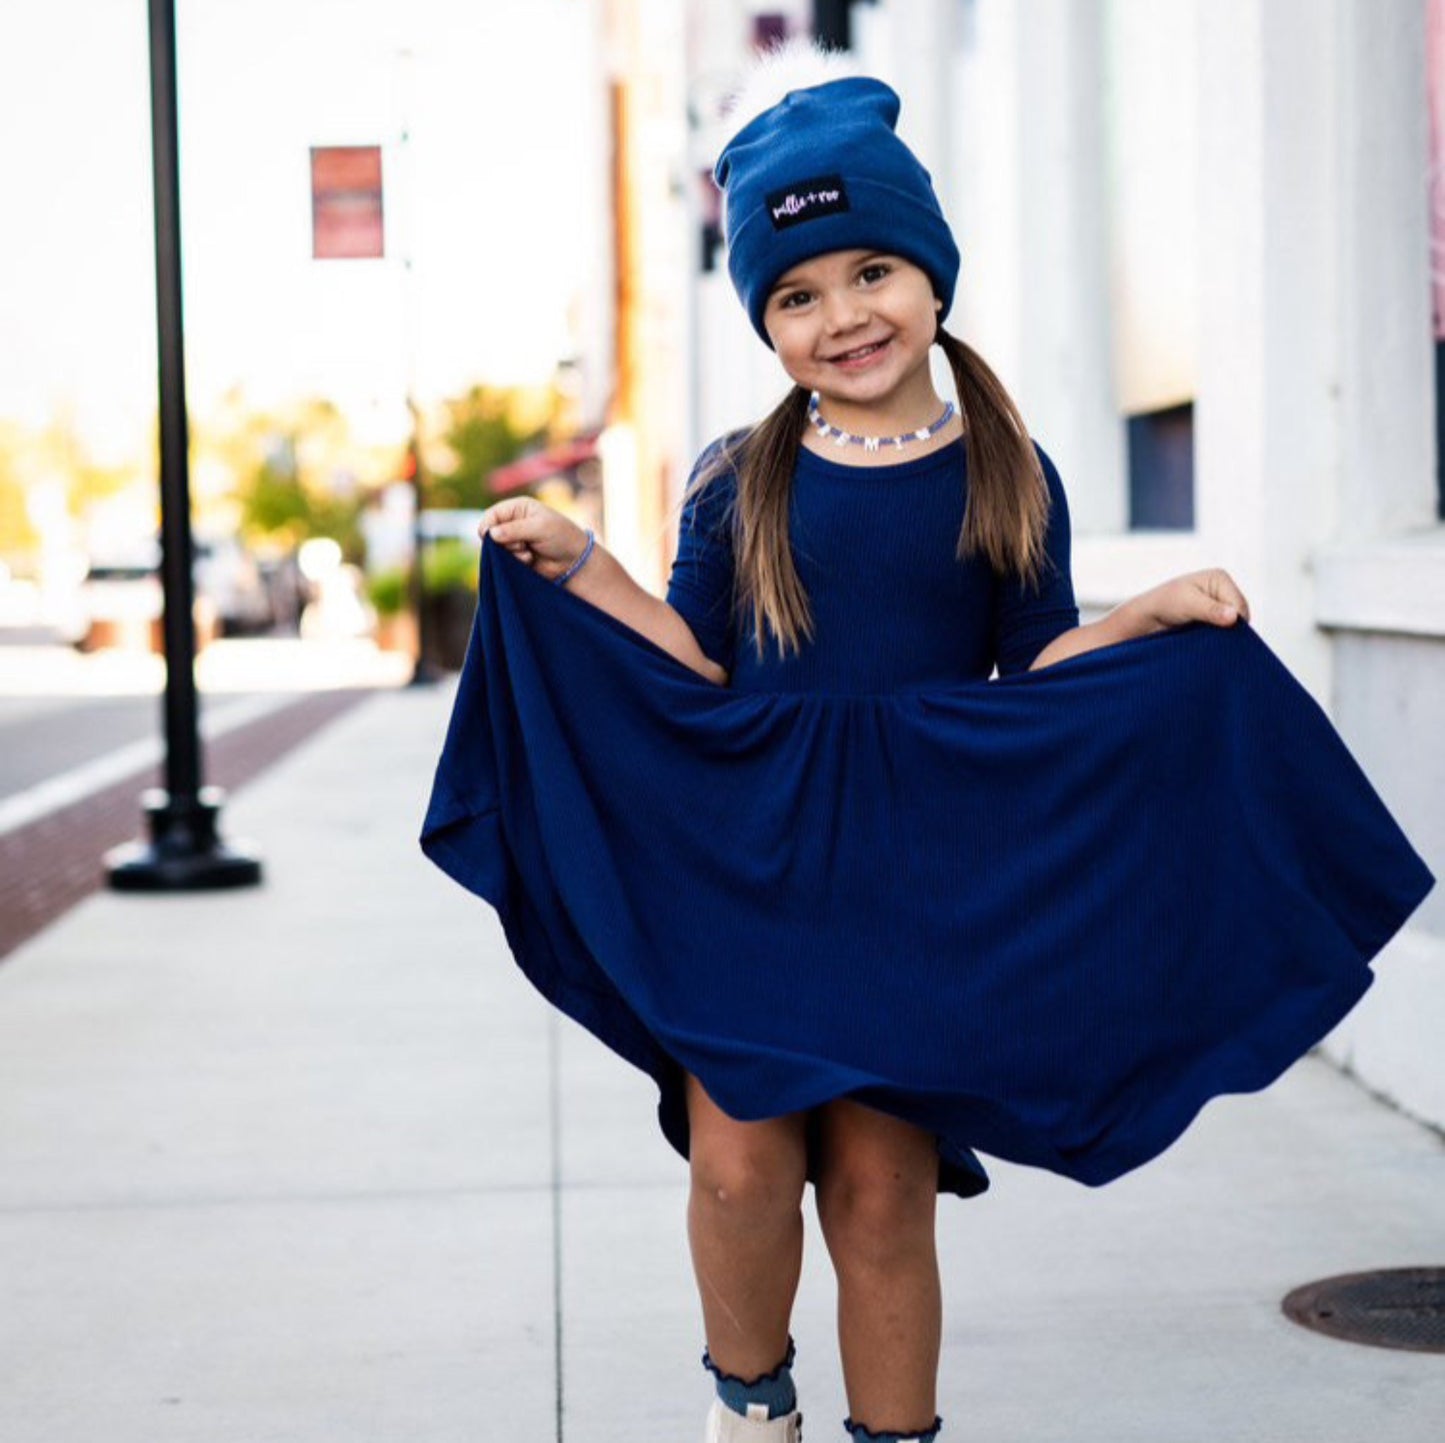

{"left": 837, "top": 342, "right": 882, "bottom": 361}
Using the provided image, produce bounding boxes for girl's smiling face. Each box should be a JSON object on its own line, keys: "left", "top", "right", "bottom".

{"left": 762, "top": 249, "right": 944, "bottom": 428}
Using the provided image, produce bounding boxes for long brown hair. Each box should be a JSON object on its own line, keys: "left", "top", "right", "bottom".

{"left": 685, "top": 326, "right": 1055, "bottom": 665}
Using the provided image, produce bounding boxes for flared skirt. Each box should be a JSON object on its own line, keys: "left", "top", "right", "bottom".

{"left": 421, "top": 538, "right": 1434, "bottom": 1198}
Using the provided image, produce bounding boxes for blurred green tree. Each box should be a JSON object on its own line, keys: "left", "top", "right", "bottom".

{"left": 229, "top": 398, "right": 373, "bottom": 561}
{"left": 425, "top": 384, "right": 556, "bottom": 511}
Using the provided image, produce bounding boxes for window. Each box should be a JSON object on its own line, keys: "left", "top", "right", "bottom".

{"left": 1126, "top": 403, "right": 1195, "bottom": 530}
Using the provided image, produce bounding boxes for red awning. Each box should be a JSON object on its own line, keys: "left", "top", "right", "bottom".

{"left": 489, "top": 436, "right": 600, "bottom": 495}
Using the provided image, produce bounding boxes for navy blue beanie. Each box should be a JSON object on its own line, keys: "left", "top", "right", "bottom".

{"left": 714, "top": 76, "right": 961, "bottom": 346}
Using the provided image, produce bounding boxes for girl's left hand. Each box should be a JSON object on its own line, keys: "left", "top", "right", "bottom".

{"left": 1130, "top": 568, "right": 1252, "bottom": 634}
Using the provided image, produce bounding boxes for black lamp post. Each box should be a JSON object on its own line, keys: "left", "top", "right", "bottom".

{"left": 106, "top": 0, "right": 261, "bottom": 891}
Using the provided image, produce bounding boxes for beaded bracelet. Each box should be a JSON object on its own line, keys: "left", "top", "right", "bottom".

{"left": 554, "top": 528, "right": 595, "bottom": 586}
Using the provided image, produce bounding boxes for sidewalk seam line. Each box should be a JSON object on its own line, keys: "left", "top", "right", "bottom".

{"left": 550, "top": 1008, "right": 565, "bottom": 1443}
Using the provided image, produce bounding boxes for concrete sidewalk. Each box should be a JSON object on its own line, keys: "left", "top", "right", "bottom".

{"left": 0, "top": 685, "right": 1440, "bottom": 1443}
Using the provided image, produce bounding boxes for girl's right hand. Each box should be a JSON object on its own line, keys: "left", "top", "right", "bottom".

{"left": 477, "top": 499, "right": 591, "bottom": 583}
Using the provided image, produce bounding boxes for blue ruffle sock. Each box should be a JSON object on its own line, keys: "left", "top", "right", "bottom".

{"left": 702, "top": 1336, "right": 798, "bottom": 1420}
{"left": 844, "top": 1414, "right": 943, "bottom": 1443}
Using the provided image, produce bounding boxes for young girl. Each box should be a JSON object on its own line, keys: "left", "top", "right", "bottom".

{"left": 423, "top": 48, "right": 1434, "bottom": 1443}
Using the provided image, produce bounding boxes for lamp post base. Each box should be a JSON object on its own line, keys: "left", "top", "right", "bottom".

{"left": 408, "top": 658, "right": 444, "bottom": 687}
{"left": 105, "top": 786, "right": 263, "bottom": 892}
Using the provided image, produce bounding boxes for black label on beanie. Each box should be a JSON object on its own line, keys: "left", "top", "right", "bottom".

{"left": 765, "top": 175, "right": 850, "bottom": 230}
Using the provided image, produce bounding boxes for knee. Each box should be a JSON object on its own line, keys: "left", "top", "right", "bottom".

{"left": 690, "top": 1141, "right": 806, "bottom": 1231}
{"left": 816, "top": 1165, "right": 937, "bottom": 1270}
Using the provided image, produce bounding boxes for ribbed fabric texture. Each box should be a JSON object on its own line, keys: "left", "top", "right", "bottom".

{"left": 666, "top": 438, "right": 1077, "bottom": 689}
{"left": 420, "top": 441, "right": 1435, "bottom": 1198}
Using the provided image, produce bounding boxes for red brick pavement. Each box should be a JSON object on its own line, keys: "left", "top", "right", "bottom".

{"left": 0, "top": 688, "right": 372, "bottom": 963}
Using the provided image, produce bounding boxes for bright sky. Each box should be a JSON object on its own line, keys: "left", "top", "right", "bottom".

{"left": 0, "top": 0, "right": 591, "bottom": 462}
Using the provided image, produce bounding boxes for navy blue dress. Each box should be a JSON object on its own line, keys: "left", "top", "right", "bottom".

{"left": 421, "top": 437, "right": 1434, "bottom": 1199}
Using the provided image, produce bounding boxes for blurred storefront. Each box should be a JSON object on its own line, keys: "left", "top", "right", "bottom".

{"left": 574, "top": 0, "right": 692, "bottom": 593}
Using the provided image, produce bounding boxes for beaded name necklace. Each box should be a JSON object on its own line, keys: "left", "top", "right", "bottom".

{"left": 807, "top": 391, "right": 956, "bottom": 453}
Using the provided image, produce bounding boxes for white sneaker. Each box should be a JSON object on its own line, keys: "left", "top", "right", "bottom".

{"left": 703, "top": 1397, "right": 804, "bottom": 1441}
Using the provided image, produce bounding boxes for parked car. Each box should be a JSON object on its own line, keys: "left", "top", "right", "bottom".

{"left": 193, "top": 535, "right": 273, "bottom": 636}
{"left": 58, "top": 536, "right": 265, "bottom": 652}
{"left": 50, "top": 542, "right": 157, "bottom": 652}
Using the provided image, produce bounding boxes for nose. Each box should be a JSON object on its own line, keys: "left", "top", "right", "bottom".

{"left": 820, "top": 287, "right": 867, "bottom": 333}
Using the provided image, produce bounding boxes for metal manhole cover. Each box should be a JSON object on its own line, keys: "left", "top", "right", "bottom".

{"left": 1282, "top": 1268, "right": 1445, "bottom": 1352}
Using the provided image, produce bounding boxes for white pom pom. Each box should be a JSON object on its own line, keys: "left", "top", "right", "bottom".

{"left": 717, "top": 37, "right": 861, "bottom": 153}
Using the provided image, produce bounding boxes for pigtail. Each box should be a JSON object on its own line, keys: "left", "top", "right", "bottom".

{"left": 937, "top": 327, "right": 1053, "bottom": 594}
{"left": 690, "top": 385, "right": 815, "bottom": 664}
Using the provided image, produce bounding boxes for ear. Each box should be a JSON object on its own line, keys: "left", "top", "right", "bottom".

{"left": 934, "top": 298, "right": 943, "bottom": 312}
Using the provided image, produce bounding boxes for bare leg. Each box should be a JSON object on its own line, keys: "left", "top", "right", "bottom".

{"left": 815, "top": 1098, "right": 942, "bottom": 1433}
{"left": 685, "top": 1071, "right": 809, "bottom": 1379}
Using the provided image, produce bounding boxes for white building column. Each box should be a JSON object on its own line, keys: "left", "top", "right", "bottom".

{"left": 1196, "top": 0, "right": 1341, "bottom": 693}
{"left": 1013, "top": 0, "right": 1120, "bottom": 532}
{"left": 853, "top": 0, "right": 959, "bottom": 197}
{"left": 1312, "top": 0, "right": 1443, "bottom": 652}
{"left": 952, "top": 0, "right": 1122, "bottom": 539}
{"left": 1333, "top": 0, "right": 1435, "bottom": 538}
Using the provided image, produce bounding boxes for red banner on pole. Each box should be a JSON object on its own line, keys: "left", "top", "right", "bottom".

{"left": 311, "top": 146, "right": 384, "bottom": 260}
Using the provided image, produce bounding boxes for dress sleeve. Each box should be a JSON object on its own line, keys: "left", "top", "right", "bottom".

{"left": 992, "top": 443, "right": 1080, "bottom": 677}
{"left": 665, "top": 441, "right": 739, "bottom": 674}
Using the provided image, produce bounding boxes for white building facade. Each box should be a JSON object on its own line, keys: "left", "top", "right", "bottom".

{"left": 676, "top": 0, "right": 1444, "bottom": 1130}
